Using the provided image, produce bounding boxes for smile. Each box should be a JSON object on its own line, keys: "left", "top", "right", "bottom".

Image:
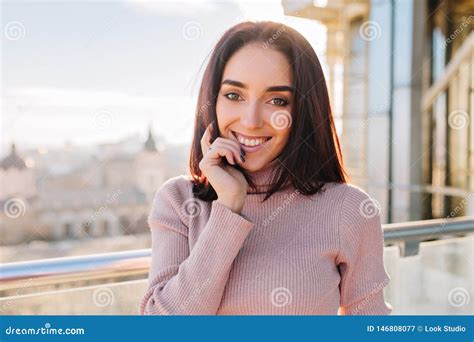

{"left": 231, "top": 131, "right": 273, "bottom": 153}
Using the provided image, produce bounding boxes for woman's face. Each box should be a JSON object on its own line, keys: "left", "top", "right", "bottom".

{"left": 216, "top": 43, "right": 293, "bottom": 172}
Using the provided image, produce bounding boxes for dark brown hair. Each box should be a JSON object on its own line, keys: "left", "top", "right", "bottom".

{"left": 189, "top": 21, "right": 348, "bottom": 202}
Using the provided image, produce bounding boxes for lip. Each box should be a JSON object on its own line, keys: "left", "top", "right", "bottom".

{"left": 231, "top": 130, "right": 273, "bottom": 154}
{"left": 232, "top": 131, "right": 272, "bottom": 140}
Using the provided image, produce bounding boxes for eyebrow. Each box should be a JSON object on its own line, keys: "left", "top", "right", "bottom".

{"left": 221, "top": 79, "right": 293, "bottom": 93}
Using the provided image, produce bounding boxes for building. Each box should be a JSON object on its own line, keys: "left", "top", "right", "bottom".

{"left": 283, "top": 0, "right": 474, "bottom": 223}
{"left": 0, "top": 126, "right": 176, "bottom": 245}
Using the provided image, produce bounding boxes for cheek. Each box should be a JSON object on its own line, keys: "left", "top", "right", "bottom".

{"left": 272, "top": 128, "right": 291, "bottom": 151}
{"left": 216, "top": 98, "right": 239, "bottom": 129}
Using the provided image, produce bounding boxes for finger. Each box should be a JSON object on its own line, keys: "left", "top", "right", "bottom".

{"left": 214, "top": 137, "right": 243, "bottom": 154}
{"left": 205, "top": 143, "right": 237, "bottom": 165}
{"left": 200, "top": 123, "right": 213, "bottom": 154}
{"left": 214, "top": 138, "right": 244, "bottom": 161}
{"left": 213, "top": 140, "right": 244, "bottom": 164}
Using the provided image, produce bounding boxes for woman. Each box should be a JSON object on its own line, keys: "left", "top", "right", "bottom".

{"left": 139, "top": 21, "right": 392, "bottom": 315}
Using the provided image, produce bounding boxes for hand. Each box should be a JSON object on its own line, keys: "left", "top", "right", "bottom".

{"left": 199, "top": 122, "right": 248, "bottom": 214}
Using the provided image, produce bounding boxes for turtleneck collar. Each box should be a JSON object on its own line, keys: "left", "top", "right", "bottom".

{"left": 245, "top": 157, "right": 283, "bottom": 194}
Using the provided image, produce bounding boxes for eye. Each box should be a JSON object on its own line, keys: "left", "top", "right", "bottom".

{"left": 224, "top": 93, "right": 242, "bottom": 101}
{"left": 269, "top": 97, "right": 288, "bottom": 107}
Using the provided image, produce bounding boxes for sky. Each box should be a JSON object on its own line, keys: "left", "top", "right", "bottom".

{"left": 1, "top": 0, "right": 327, "bottom": 156}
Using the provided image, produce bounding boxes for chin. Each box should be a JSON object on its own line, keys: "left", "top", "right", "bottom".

{"left": 242, "top": 158, "right": 268, "bottom": 172}
{"left": 242, "top": 165, "right": 259, "bottom": 172}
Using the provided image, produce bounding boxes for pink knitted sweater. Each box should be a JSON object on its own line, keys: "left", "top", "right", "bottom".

{"left": 139, "top": 159, "right": 393, "bottom": 315}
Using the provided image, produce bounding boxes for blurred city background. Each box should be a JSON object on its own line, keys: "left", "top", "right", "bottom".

{"left": 1, "top": 0, "right": 473, "bottom": 315}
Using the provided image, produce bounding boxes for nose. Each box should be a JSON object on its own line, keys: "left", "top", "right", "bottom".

{"left": 240, "top": 102, "right": 263, "bottom": 129}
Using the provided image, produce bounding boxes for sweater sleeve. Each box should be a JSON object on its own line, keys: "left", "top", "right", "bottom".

{"left": 336, "top": 186, "right": 393, "bottom": 315}
{"left": 139, "top": 177, "right": 254, "bottom": 315}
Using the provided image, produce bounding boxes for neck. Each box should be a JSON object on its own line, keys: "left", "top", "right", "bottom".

{"left": 245, "top": 158, "right": 282, "bottom": 194}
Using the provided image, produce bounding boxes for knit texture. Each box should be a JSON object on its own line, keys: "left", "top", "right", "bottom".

{"left": 139, "top": 160, "right": 393, "bottom": 315}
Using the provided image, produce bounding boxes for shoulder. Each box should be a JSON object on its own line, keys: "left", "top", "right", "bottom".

{"left": 320, "top": 182, "right": 382, "bottom": 229}
{"left": 155, "top": 174, "right": 194, "bottom": 204}
{"left": 323, "top": 183, "right": 383, "bottom": 242}
{"left": 148, "top": 174, "right": 195, "bottom": 235}
{"left": 318, "top": 182, "right": 378, "bottom": 210}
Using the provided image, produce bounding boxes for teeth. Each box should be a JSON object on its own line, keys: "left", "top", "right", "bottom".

{"left": 237, "top": 134, "right": 268, "bottom": 147}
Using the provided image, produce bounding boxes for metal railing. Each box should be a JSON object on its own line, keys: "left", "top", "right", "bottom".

{"left": 1, "top": 216, "right": 473, "bottom": 294}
